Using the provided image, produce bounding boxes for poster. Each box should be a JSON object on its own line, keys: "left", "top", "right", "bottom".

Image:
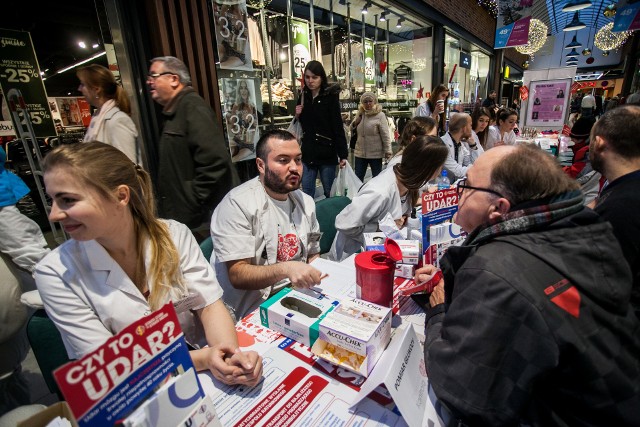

{"left": 212, "top": 0, "right": 254, "bottom": 71}
{"left": 0, "top": 88, "right": 16, "bottom": 136}
{"left": 221, "top": 78, "right": 260, "bottom": 162}
{"left": 364, "top": 40, "right": 375, "bottom": 86}
{"left": 494, "top": 0, "right": 534, "bottom": 49}
{"left": 525, "top": 78, "right": 571, "bottom": 127}
{"left": 0, "top": 29, "right": 56, "bottom": 137}
{"left": 291, "top": 19, "right": 311, "bottom": 79}
{"left": 54, "top": 303, "right": 199, "bottom": 427}
{"left": 55, "top": 97, "right": 85, "bottom": 127}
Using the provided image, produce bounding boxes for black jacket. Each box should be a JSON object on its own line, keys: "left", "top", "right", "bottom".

{"left": 157, "top": 87, "right": 239, "bottom": 228}
{"left": 298, "top": 84, "right": 348, "bottom": 165}
{"left": 426, "top": 209, "right": 640, "bottom": 426}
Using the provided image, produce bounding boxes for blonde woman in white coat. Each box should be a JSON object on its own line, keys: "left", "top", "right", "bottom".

{"left": 351, "top": 92, "right": 392, "bottom": 182}
{"left": 77, "top": 64, "right": 140, "bottom": 163}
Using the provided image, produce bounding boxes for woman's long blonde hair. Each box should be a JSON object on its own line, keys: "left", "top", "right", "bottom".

{"left": 43, "top": 142, "right": 184, "bottom": 310}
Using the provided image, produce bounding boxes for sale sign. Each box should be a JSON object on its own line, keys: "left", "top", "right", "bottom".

{"left": 0, "top": 29, "right": 56, "bottom": 137}
{"left": 54, "top": 303, "right": 197, "bottom": 427}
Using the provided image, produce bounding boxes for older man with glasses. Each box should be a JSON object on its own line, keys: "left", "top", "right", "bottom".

{"left": 147, "top": 56, "right": 238, "bottom": 230}
{"left": 415, "top": 144, "right": 639, "bottom": 426}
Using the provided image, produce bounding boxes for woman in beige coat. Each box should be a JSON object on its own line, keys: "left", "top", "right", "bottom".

{"left": 351, "top": 92, "right": 392, "bottom": 182}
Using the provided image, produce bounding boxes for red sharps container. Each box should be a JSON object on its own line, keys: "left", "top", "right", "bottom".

{"left": 355, "top": 238, "right": 402, "bottom": 308}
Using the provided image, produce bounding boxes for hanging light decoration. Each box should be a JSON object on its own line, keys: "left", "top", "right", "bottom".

{"left": 514, "top": 19, "right": 548, "bottom": 57}
{"left": 476, "top": 0, "right": 498, "bottom": 18}
{"left": 562, "top": 0, "right": 592, "bottom": 12}
{"left": 582, "top": 47, "right": 592, "bottom": 56}
{"left": 522, "top": 60, "right": 529, "bottom": 69}
{"left": 565, "top": 34, "right": 583, "bottom": 49}
{"left": 602, "top": 50, "right": 610, "bottom": 56}
{"left": 247, "top": 0, "right": 272, "bottom": 7}
{"left": 564, "top": 11, "right": 586, "bottom": 31}
{"left": 594, "top": 22, "right": 632, "bottom": 52}
{"left": 603, "top": 4, "right": 616, "bottom": 18}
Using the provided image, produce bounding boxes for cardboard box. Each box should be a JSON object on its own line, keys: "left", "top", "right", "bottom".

{"left": 395, "top": 240, "right": 421, "bottom": 265}
{"left": 312, "top": 298, "right": 392, "bottom": 377}
{"left": 17, "top": 402, "right": 78, "bottom": 427}
{"left": 260, "top": 288, "right": 339, "bottom": 347}
{"left": 394, "top": 263, "right": 415, "bottom": 279}
{"left": 363, "top": 232, "right": 386, "bottom": 252}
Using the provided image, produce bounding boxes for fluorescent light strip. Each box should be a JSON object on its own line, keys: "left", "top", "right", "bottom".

{"left": 53, "top": 51, "right": 107, "bottom": 76}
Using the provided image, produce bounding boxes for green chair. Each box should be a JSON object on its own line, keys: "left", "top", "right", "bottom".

{"left": 26, "top": 309, "right": 70, "bottom": 400}
{"left": 199, "top": 236, "right": 214, "bottom": 262}
{"left": 315, "top": 196, "right": 351, "bottom": 254}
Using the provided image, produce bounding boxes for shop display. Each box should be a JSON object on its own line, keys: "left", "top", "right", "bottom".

{"left": 212, "top": 0, "right": 254, "bottom": 71}
{"left": 221, "top": 78, "right": 260, "bottom": 162}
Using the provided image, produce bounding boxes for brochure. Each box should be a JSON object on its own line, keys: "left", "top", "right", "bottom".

{"left": 53, "top": 303, "right": 201, "bottom": 427}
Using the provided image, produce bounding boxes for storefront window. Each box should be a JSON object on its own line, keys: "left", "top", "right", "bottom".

{"left": 444, "top": 33, "right": 490, "bottom": 113}
{"left": 211, "top": 0, "right": 433, "bottom": 162}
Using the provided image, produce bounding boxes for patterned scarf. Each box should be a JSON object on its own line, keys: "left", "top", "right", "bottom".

{"left": 468, "top": 190, "right": 585, "bottom": 246}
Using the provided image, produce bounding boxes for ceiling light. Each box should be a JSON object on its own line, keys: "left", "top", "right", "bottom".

{"left": 78, "top": 41, "right": 86, "bottom": 49}
{"left": 566, "top": 48, "right": 579, "bottom": 57}
{"left": 564, "top": 12, "right": 586, "bottom": 31}
{"left": 380, "top": 11, "right": 387, "bottom": 22}
{"left": 53, "top": 51, "right": 107, "bottom": 75}
{"left": 562, "top": 0, "right": 592, "bottom": 12}
{"left": 92, "top": 43, "right": 100, "bottom": 49}
{"left": 362, "top": 1, "right": 371, "bottom": 14}
{"left": 565, "top": 34, "right": 583, "bottom": 49}
{"left": 396, "top": 19, "right": 403, "bottom": 28}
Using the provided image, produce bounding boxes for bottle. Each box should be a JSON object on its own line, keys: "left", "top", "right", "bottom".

{"left": 437, "top": 170, "right": 450, "bottom": 190}
{"left": 406, "top": 208, "right": 422, "bottom": 240}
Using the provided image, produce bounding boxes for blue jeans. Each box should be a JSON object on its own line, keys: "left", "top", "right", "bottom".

{"left": 302, "top": 163, "right": 336, "bottom": 199}
{"left": 354, "top": 157, "right": 383, "bottom": 182}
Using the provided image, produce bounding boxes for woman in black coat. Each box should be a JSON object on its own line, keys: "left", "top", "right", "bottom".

{"left": 295, "top": 61, "right": 348, "bottom": 198}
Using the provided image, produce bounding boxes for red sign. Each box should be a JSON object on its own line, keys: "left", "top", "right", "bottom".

{"left": 519, "top": 85, "right": 529, "bottom": 101}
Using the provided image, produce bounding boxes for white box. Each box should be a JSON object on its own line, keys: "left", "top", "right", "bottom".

{"left": 260, "top": 288, "right": 338, "bottom": 347}
{"left": 312, "top": 298, "right": 392, "bottom": 377}
{"left": 363, "top": 232, "right": 386, "bottom": 251}
{"left": 395, "top": 240, "right": 421, "bottom": 265}
{"left": 394, "top": 263, "right": 415, "bottom": 279}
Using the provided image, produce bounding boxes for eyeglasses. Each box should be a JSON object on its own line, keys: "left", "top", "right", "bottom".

{"left": 456, "top": 177, "right": 505, "bottom": 199}
{"left": 147, "top": 71, "right": 174, "bottom": 80}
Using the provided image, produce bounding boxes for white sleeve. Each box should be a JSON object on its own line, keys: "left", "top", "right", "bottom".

{"left": 210, "top": 195, "right": 256, "bottom": 262}
{"left": 35, "top": 255, "right": 113, "bottom": 359}
{"left": 486, "top": 127, "right": 500, "bottom": 149}
{"left": 335, "top": 186, "right": 387, "bottom": 238}
{"left": 171, "top": 221, "right": 222, "bottom": 308}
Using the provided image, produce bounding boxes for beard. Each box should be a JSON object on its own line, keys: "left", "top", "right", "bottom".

{"left": 264, "top": 164, "right": 300, "bottom": 194}
{"left": 589, "top": 147, "right": 604, "bottom": 174}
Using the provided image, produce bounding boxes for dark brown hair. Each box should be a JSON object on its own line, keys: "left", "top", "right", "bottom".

{"left": 395, "top": 135, "right": 448, "bottom": 206}
{"left": 397, "top": 116, "right": 437, "bottom": 150}
{"left": 491, "top": 144, "right": 579, "bottom": 206}
{"left": 472, "top": 107, "right": 492, "bottom": 148}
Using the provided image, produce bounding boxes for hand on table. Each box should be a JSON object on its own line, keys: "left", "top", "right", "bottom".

{"left": 205, "top": 343, "right": 263, "bottom": 387}
{"left": 285, "top": 261, "right": 323, "bottom": 288}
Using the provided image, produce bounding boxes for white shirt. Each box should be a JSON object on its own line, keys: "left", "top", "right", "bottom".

{"left": 35, "top": 220, "right": 222, "bottom": 359}
{"left": 486, "top": 126, "right": 516, "bottom": 149}
{"left": 210, "top": 177, "right": 320, "bottom": 320}
{"left": 441, "top": 132, "right": 483, "bottom": 181}
{"left": 330, "top": 167, "right": 411, "bottom": 261}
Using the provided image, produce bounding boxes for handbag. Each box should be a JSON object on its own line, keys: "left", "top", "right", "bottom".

{"left": 349, "top": 127, "right": 357, "bottom": 150}
{"left": 287, "top": 118, "right": 303, "bottom": 144}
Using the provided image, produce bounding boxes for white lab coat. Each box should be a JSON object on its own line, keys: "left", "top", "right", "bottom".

{"left": 330, "top": 167, "right": 410, "bottom": 261}
{"left": 210, "top": 177, "right": 320, "bottom": 320}
{"left": 486, "top": 126, "right": 516, "bottom": 149}
{"left": 441, "top": 132, "right": 483, "bottom": 181}
{"left": 35, "top": 220, "right": 221, "bottom": 359}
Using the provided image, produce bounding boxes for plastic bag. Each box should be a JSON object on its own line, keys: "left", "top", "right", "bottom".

{"left": 330, "top": 162, "right": 362, "bottom": 199}
{"left": 287, "top": 118, "right": 303, "bottom": 145}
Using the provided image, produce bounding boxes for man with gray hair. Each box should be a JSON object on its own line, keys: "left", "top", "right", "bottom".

{"left": 440, "top": 112, "right": 483, "bottom": 180}
{"left": 147, "top": 56, "right": 238, "bottom": 229}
